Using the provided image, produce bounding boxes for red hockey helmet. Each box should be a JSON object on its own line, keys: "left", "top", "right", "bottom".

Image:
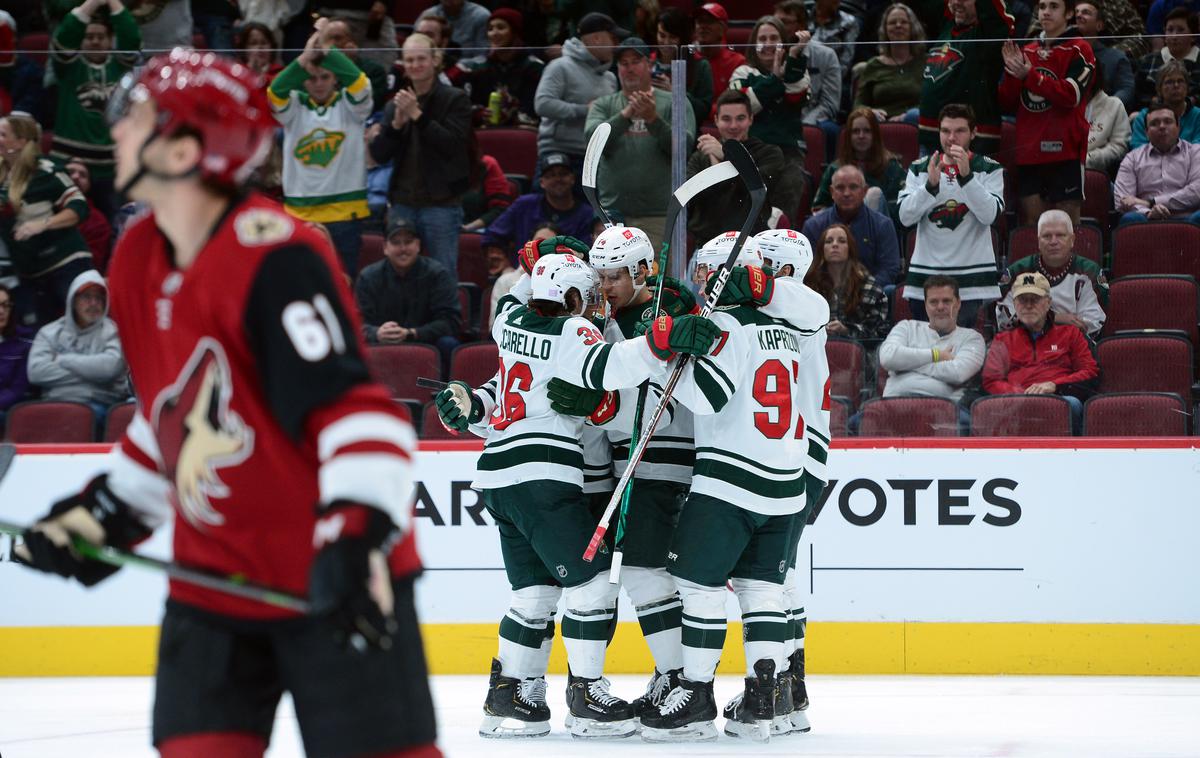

{"left": 108, "top": 48, "right": 276, "bottom": 187}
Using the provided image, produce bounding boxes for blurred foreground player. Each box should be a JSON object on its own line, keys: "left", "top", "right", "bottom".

{"left": 14, "top": 50, "right": 440, "bottom": 758}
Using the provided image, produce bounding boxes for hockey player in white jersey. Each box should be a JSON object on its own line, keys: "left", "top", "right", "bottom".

{"left": 636, "top": 231, "right": 829, "bottom": 743}
{"left": 546, "top": 225, "right": 699, "bottom": 716}
{"left": 434, "top": 253, "right": 719, "bottom": 739}
{"left": 751, "top": 227, "right": 830, "bottom": 734}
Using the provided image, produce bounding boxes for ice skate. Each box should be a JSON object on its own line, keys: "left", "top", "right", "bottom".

{"left": 722, "top": 658, "right": 775, "bottom": 742}
{"left": 789, "top": 649, "right": 812, "bottom": 733}
{"left": 630, "top": 667, "right": 682, "bottom": 718}
{"left": 639, "top": 676, "right": 719, "bottom": 742}
{"left": 478, "top": 658, "right": 551, "bottom": 738}
{"left": 564, "top": 673, "right": 636, "bottom": 738}
{"left": 772, "top": 670, "right": 796, "bottom": 735}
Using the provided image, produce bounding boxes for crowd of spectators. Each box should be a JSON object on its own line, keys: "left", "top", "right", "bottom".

{"left": 1, "top": 0, "right": 1198, "bottom": 438}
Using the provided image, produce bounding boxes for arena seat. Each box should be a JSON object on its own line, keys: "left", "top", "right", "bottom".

{"left": 1081, "top": 169, "right": 1113, "bottom": 232}
{"left": 829, "top": 396, "right": 850, "bottom": 437}
{"left": 366, "top": 343, "right": 441, "bottom": 402}
{"left": 475, "top": 128, "right": 538, "bottom": 180}
{"left": 5, "top": 401, "right": 96, "bottom": 444}
{"left": 421, "top": 401, "right": 460, "bottom": 439}
{"left": 890, "top": 285, "right": 914, "bottom": 323}
{"left": 1102, "top": 275, "right": 1199, "bottom": 347}
{"left": 103, "top": 401, "right": 137, "bottom": 443}
{"left": 1083, "top": 392, "right": 1188, "bottom": 436}
{"left": 860, "top": 396, "right": 960, "bottom": 437}
{"left": 1096, "top": 334, "right": 1194, "bottom": 405}
{"left": 449, "top": 341, "right": 499, "bottom": 389}
{"left": 802, "top": 125, "right": 825, "bottom": 184}
{"left": 826, "top": 337, "right": 865, "bottom": 409}
{"left": 1111, "top": 222, "right": 1200, "bottom": 281}
{"left": 970, "top": 395, "right": 1072, "bottom": 436}
{"left": 478, "top": 284, "right": 494, "bottom": 337}
{"left": 457, "top": 232, "right": 488, "bottom": 289}
{"left": 360, "top": 233, "right": 385, "bottom": 270}
{"left": 878, "top": 122, "right": 919, "bottom": 168}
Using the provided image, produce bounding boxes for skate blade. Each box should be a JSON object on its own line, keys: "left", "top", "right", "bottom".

{"left": 640, "top": 720, "right": 718, "bottom": 743}
{"left": 723, "top": 718, "right": 771, "bottom": 742}
{"left": 771, "top": 715, "right": 794, "bottom": 736}
{"left": 479, "top": 714, "right": 551, "bottom": 739}
{"left": 568, "top": 716, "right": 637, "bottom": 739}
{"left": 790, "top": 709, "right": 812, "bottom": 733}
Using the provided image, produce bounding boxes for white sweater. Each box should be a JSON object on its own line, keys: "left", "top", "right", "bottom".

{"left": 1086, "top": 90, "right": 1131, "bottom": 174}
{"left": 878, "top": 320, "right": 986, "bottom": 402}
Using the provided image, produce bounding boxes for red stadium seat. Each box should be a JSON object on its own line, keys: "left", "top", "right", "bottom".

{"left": 859, "top": 397, "right": 960, "bottom": 437}
{"left": 457, "top": 285, "right": 475, "bottom": 338}
{"left": 392, "top": 0, "right": 435, "bottom": 23}
{"left": 1081, "top": 169, "right": 1113, "bottom": 232}
{"left": 826, "top": 337, "right": 865, "bottom": 408}
{"left": 997, "top": 120, "right": 1018, "bottom": 173}
{"left": 16, "top": 32, "right": 50, "bottom": 64}
{"left": 1097, "top": 334, "right": 1194, "bottom": 404}
{"left": 891, "top": 285, "right": 914, "bottom": 323}
{"left": 878, "top": 122, "right": 919, "bottom": 168}
{"left": 1111, "top": 222, "right": 1200, "bottom": 281}
{"left": 360, "top": 233, "right": 385, "bottom": 270}
{"left": 726, "top": 25, "right": 753, "bottom": 50}
{"left": 448, "top": 341, "right": 499, "bottom": 388}
{"left": 104, "top": 402, "right": 137, "bottom": 443}
{"left": 457, "top": 232, "right": 488, "bottom": 289}
{"left": 421, "top": 401, "right": 461, "bottom": 439}
{"left": 1083, "top": 392, "right": 1188, "bottom": 436}
{"left": 5, "top": 401, "right": 96, "bottom": 443}
{"left": 829, "top": 396, "right": 850, "bottom": 437}
{"left": 970, "top": 395, "right": 1072, "bottom": 436}
{"left": 1102, "top": 275, "right": 1199, "bottom": 346}
{"left": 479, "top": 284, "right": 494, "bottom": 337}
{"left": 365, "top": 344, "right": 442, "bottom": 402}
{"left": 802, "top": 125, "right": 825, "bottom": 185}
{"left": 475, "top": 128, "right": 538, "bottom": 179}
{"left": 1005, "top": 224, "right": 1103, "bottom": 266}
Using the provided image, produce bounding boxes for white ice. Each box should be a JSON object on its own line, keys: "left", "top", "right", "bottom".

{"left": 1, "top": 674, "right": 1197, "bottom": 757}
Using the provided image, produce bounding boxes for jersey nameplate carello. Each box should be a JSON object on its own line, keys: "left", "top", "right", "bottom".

{"left": 499, "top": 328, "right": 553, "bottom": 361}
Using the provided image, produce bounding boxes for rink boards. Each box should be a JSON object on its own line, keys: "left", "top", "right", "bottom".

{"left": 2, "top": 439, "right": 1199, "bottom": 677}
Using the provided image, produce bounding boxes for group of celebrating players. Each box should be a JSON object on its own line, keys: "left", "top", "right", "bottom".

{"left": 435, "top": 222, "right": 832, "bottom": 743}
{"left": 7, "top": 48, "right": 833, "bottom": 755}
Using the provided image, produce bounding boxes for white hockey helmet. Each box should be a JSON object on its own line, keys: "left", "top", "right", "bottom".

{"left": 693, "top": 230, "right": 763, "bottom": 282}
{"left": 529, "top": 253, "right": 598, "bottom": 315}
{"left": 754, "top": 228, "right": 814, "bottom": 279}
{"left": 589, "top": 225, "right": 656, "bottom": 278}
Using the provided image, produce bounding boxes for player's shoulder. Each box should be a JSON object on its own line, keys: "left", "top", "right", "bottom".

{"left": 219, "top": 194, "right": 328, "bottom": 258}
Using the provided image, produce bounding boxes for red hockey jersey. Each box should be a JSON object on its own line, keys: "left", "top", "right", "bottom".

{"left": 998, "top": 30, "right": 1095, "bottom": 166}
{"left": 105, "top": 193, "right": 419, "bottom": 620}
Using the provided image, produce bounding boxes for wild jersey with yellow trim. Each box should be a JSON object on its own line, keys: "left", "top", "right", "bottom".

{"left": 469, "top": 299, "right": 668, "bottom": 490}
{"left": 671, "top": 279, "right": 830, "bottom": 515}
{"left": 268, "top": 49, "right": 372, "bottom": 223}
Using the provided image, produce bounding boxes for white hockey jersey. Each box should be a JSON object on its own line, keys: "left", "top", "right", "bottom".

{"left": 671, "top": 286, "right": 830, "bottom": 515}
{"left": 469, "top": 302, "right": 666, "bottom": 490}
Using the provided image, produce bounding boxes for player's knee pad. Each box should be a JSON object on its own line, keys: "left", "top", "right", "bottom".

{"left": 730, "top": 577, "right": 787, "bottom": 617}
{"left": 563, "top": 572, "right": 619, "bottom": 613}
{"left": 158, "top": 732, "right": 267, "bottom": 758}
{"left": 621, "top": 565, "right": 678, "bottom": 610}
{"left": 509, "top": 584, "right": 561, "bottom": 622}
{"left": 675, "top": 577, "right": 726, "bottom": 618}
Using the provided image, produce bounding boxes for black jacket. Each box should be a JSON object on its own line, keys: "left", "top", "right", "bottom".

{"left": 369, "top": 80, "right": 473, "bottom": 205}
{"left": 354, "top": 256, "right": 461, "bottom": 344}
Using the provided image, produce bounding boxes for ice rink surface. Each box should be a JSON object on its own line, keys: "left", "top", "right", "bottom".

{"left": 2, "top": 674, "right": 1198, "bottom": 758}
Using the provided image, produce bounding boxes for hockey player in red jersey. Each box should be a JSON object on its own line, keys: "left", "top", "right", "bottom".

{"left": 13, "top": 50, "right": 440, "bottom": 758}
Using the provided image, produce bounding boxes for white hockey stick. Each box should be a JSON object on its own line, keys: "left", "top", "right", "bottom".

{"left": 586, "top": 140, "right": 766, "bottom": 566}
{"left": 582, "top": 122, "right": 614, "bottom": 228}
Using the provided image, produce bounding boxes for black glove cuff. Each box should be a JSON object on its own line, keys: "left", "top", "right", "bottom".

{"left": 48, "top": 474, "right": 151, "bottom": 549}
{"left": 318, "top": 501, "right": 399, "bottom": 552}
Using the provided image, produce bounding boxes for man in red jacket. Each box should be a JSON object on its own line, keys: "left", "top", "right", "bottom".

{"left": 998, "top": 0, "right": 1095, "bottom": 226}
{"left": 983, "top": 271, "right": 1098, "bottom": 432}
{"left": 694, "top": 2, "right": 746, "bottom": 119}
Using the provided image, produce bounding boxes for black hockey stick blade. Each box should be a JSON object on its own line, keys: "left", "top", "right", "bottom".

{"left": 416, "top": 377, "right": 448, "bottom": 391}
{"left": 582, "top": 122, "right": 615, "bottom": 228}
{"left": 0, "top": 519, "right": 311, "bottom": 613}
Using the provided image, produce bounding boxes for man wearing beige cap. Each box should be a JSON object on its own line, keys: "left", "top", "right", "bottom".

{"left": 982, "top": 271, "right": 1098, "bottom": 431}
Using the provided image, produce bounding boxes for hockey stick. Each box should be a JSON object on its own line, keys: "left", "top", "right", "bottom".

{"left": 582, "top": 122, "right": 614, "bottom": 229}
{"left": 0, "top": 519, "right": 311, "bottom": 612}
{"left": 606, "top": 159, "right": 742, "bottom": 581}
{"left": 416, "top": 377, "right": 448, "bottom": 391}
{"left": 585, "top": 140, "right": 766, "bottom": 564}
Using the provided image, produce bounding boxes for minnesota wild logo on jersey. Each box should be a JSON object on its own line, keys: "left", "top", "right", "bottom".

{"left": 923, "top": 44, "right": 964, "bottom": 83}
{"left": 295, "top": 128, "right": 346, "bottom": 168}
{"left": 929, "top": 199, "right": 970, "bottom": 231}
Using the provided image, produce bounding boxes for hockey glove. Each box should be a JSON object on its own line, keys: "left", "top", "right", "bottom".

{"left": 435, "top": 380, "right": 483, "bottom": 433}
{"left": 547, "top": 377, "right": 620, "bottom": 424}
{"left": 518, "top": 235, "right": 591, "bottom": 274}
{"left": 708, "top": 266, "right": 774, "bottom": 307}
{"left": 646, "top": 314, "right": 721, "bottom": 360}
{"left": 644, "top": 275, "right": 698, "bottom": 316}
{"left": 309, "top": 501, "right": 400, "bottom": 652}
{"left": 15, "top": 474, "right": 151, "bottom": 587}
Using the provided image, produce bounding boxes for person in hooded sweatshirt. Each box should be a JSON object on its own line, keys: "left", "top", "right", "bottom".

{"left": 532, "top": 12, "right": 620, "bottom": 183}
{"left": 26, "top": 269, "right": 129, "bottom": 421}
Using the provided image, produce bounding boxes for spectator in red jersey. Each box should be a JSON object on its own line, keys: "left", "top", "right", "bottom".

{"left": 983, "top": 271, "right": 1098, "bottom": 431}
{"left": 461, "top": 145, "right": 516, "bottom": 231}
{"left": 999, "top": 0, "right": 1096, "bottom": 226}
{"left": 63, "top": 159, "right": 112, "bottom": 273}
{"left": 693, "top": 2, "right": 746, "bottom": 118}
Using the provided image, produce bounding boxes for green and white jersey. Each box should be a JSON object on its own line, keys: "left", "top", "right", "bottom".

{"left": 598, "top": 297, "right": 695, "bottom": 485}
{"left": 671, "top": 290, "right": 829, "bottom": 516}
{"left": 470, "top": 302, "right": 666, "bottom": 490}
{"left": 756, "top": 277, "right": 832, "bottom": 485}
{"left": 581, "top": 427, "right": 614, "bottom": 493}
